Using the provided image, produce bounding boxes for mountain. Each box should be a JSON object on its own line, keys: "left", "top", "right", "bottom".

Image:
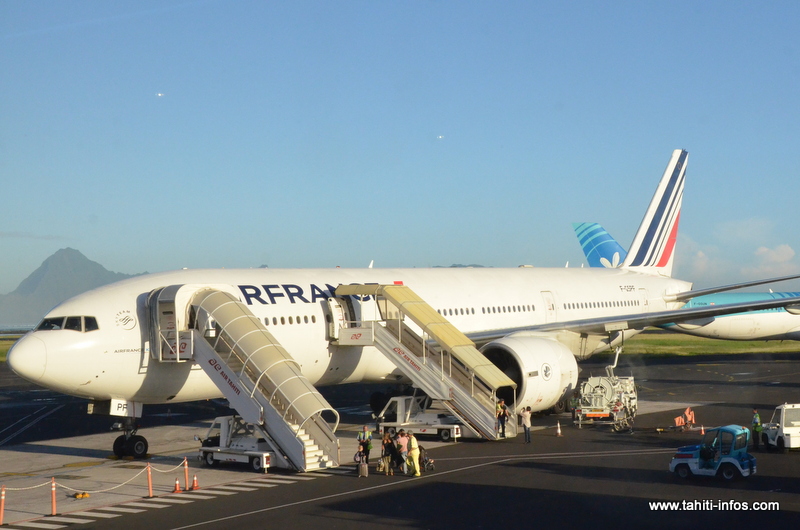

{"left": 0, "top": 248, "right": 142, "bottom": 328}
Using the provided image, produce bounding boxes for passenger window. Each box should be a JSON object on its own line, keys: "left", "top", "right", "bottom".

{"left": 84, "top": 316, "right": 99, "bottom": 332}
{"left": 312, "top": 315, "right": 316, "bottom": 323}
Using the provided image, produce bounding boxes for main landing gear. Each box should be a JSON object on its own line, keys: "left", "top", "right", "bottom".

{"left": 111, "top": 417, "right": 149, "bottom": 459}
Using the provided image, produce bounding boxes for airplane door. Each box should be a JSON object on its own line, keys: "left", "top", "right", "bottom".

{"left": 541, "top": 291, "right": 557, "bottom": 323}
{"left": 325, "top": 297, "right": 354, "bottom": 341}
{"left": 638, "top": 288, "right": 649, "bottom": 312}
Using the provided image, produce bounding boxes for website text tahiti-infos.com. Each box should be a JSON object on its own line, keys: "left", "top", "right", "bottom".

{"left": 649, "top": 500, "right": 780, "bottom": 511}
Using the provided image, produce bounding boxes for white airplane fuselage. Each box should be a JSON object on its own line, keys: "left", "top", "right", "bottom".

{"left": 8, "top": 266, "right": 691, "bottom": 407}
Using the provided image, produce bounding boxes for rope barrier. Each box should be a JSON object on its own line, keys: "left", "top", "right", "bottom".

{"left": 0, "top": 458, "right": 200, "bottom": 520}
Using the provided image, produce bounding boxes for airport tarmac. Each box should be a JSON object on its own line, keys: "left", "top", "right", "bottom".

{"left": 1, "top": 353, "right": 800, "bottom": 528}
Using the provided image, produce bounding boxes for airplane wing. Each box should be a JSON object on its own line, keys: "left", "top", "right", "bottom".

{"left": 663, "top": 273, "right": 800, "bottom": 302}
{"left": 467, "top": 293, "right": 800, "bottom": 344}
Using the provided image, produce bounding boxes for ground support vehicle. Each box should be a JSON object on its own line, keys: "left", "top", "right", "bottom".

{"left": 761, "top": 403, "right": 800, "bottom": 453}
{"left": 573, "top": 370, "right": 637, "bottom": 432}
{"left": 669, "top": 425, "right": 757, "bottom": 480}
{"left": 375, "top": 394, "right": 464, "bottom": 442}
{"left": 196, "top": 415, "right": 272, "bottom": 473}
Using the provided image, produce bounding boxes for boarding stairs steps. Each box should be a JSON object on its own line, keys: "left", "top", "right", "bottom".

{"left": 335, "top": 284, "right": 517, "bottom": 440}
{"left": 147, "top": 285, "right": 340, "bottom": 472}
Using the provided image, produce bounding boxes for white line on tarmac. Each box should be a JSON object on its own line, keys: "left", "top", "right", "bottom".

{"left": 167, "top": 447, "right": 679, "bottom": 530}
{"left": 0, "top": 405, "right": 65, "bottom": 446}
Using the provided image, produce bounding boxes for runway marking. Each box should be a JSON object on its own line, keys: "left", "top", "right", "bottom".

{"left": 166, "top": 447, "right": 677, "bottom": 530}
{"left": 34, "top": 516, "right": 95, "bottom": 524}
{"left": 5, "top": 521, "right": 67, "bottom": 529}
{"left": 91, "top": 506, "right": 146, "bottom": 513}
{"left": 177, "top": 493, "right": 219, "bottom": 499}
{"left": 125, "top": 501, "right": 171, "bottom": 508}
{"left": 240, "top": 482, "right": 277, "bottom": 487}
{"left": 144, "top": 497, "right": 195, "bottom": 504}
{"left": 250, "top": 478, "right": 294, "bottom": 487}
{"left": 188, "top": 488, "right": 237, "bottom": 495}
{"left": 71, "top": 511, "right": 121, "bottom": 518}
{"left": 207, "top": 485, "right": 258, "bottom": 492}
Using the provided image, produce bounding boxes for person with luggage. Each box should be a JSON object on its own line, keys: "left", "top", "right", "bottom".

{"left": 357, "top": 425, "right": 373, "bottom": 464}
{"left": 497, "top": 398, "right": 509, "bottom": 437}
{"left": 356, "top": 444, "right": 368, "bottom": 477}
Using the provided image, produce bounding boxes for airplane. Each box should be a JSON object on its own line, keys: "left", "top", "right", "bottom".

{"left": 8, "top": 149, "right": 800, "bottom": 469}
{"left": 574, "top": 221, "right": 800, "bottom": 340}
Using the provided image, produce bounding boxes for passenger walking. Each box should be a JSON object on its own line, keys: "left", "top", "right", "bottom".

{"left": 519, "top": 406, "right": 532, "bottom": 444}
{"left": 751, "top": 408, "right": 762, "bottom": 450}
{"left": 407, "top": 431, "right": 421, "bottom": 476}
{"left": 395, "top": 429, "right": 409, "bottom": 475}
{"left": 381, "top": 433, "right": 395, "bottom": 475}
{"left": 357, "top": 425, "right": 373, "bottom": 464}
{"left": 496, "top": 398, "right": 509, "bottom": 437}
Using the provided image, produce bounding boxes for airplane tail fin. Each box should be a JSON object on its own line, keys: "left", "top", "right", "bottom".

{"left": 573, "top": 223, "right": 628, "bottom": 268}
{"left": 620, "top": 149, "right": 688, "bottom": 277}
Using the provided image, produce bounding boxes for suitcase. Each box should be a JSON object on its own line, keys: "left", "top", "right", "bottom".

{"left": 358, "top": 462, "right": 368, "bottom": 477}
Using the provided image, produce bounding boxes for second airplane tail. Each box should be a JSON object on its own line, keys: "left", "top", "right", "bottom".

{"left": 619, "top": 149, "right": 688, "bottom": 277}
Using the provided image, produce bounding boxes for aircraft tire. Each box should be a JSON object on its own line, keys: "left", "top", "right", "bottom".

{"left": 126, "top": 435, "right": 148, "bottom": 459}
{"left": 113, "top": 435, "right": 126, "bottom": 458}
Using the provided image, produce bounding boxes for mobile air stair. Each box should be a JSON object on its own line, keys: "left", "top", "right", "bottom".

{"left": 334, "top": 284, "right": 517, "bottom": 440}
{"left": 147, "top": 285, "right": 340, "bottom": 472}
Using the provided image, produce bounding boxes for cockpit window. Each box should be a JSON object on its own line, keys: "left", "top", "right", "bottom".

{"left": 37, "top": 317, "right": 65, "bottom": 330}
{"left": 36, "top": 316, "right": 99, "bottom": 332}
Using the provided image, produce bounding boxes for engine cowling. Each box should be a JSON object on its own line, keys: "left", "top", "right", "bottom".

{"left": 480, "top": 332, "right": 578, "bottom": 413}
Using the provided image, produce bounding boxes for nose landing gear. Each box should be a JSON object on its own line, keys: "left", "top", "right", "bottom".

{"left": 111, "top": 418, "right": 149, "bottom": 459}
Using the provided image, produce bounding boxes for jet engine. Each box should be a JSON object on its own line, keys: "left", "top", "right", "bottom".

{"left": 481, "top": 332, "right": 579, "bottom": 413}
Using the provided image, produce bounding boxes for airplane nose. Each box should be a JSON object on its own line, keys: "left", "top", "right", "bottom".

{"left": 7, "top": 334, "right": 47, "bottom": 382}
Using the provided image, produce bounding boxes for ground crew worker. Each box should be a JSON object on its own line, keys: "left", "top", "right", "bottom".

{"left": 570, "top": 390, "right": 580, "bottom": 423}
{"left": 752, "top": 408, "right": 762, "bottom": 450}
{"left": 357, "top": 425, "right": 373, "bottom": 464}
{"left": 496, "top": 398, "right": 509, "bottom": 437}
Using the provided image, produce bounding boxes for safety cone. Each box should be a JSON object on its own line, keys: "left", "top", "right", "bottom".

{"left": 172, "top": 478, "right": 182, "bottom": 493}
{"left": 556, "top": 421, "right": 563, "bottom": 437}
{"left": 700, "top": 425, "right": 705, "bottom": 435}
{"left": 190, "top": 475, "right": 200, "bottom": 491}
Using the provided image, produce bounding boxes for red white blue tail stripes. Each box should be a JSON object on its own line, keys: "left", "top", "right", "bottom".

{"left": 621, "top": 149, "right": 688, "bottom": 277}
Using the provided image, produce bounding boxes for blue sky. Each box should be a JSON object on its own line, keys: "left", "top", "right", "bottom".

{"left": 2, "top": 1, "right": 799, "bottom": 294}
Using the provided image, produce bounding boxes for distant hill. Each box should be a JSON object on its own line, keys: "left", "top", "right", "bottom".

{"left": 0, "top": 248, "right": 142, "bottom": 328}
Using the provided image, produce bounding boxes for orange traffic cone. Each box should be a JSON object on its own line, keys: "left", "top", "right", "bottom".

{"left": 556, "top": 421, "right": 563, "bottom": 437}
{"left": 190, "top": 475, "right": 200, "bottom": 491}
{"left": 700, "top": 425, "right": 705, "bottom": 435}
{"left": 172, "top": 478, "right": 182, "bottom": 493}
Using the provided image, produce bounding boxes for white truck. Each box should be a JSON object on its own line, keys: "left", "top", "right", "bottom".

{"left": 761, "top": 403, "right": 800, "bottom": 453}
{"left": 375, "top": 395, "right": 464, "bottom": 442}
{"left": 196, "top": 415, "right": 272, "bottom": 472}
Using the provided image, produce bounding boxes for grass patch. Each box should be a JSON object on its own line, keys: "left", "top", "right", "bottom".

{"left": 0, "top": 336, "right": 21, "bottom": 363}
{"left": 622, "top": 331, "right": 800, "bottom": 356}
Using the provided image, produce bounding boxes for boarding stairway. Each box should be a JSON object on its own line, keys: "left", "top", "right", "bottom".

{"left": 147, "top": 286, "right": 340, "bottom": 472}
{"left": 335, "top": 284, "right": 517, "bottom": 440}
